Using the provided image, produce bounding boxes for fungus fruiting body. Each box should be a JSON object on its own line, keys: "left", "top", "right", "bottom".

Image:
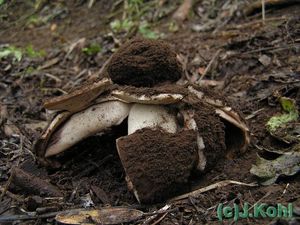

{"left": 35, "top": 38, "right": 250, "bottom": 203}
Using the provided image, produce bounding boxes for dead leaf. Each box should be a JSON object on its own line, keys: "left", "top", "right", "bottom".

{"left": 4, "top": 122, "right": 20, "bottom": 137}
{"left": 55, "top": 207, "right": 144, "bottom": 225}
{"left": 250, "top": 146, "right": 300, "bottom": 185}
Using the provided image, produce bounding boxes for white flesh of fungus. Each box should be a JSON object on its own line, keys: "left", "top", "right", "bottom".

{"left": 112, "top": 90, "right": 183, "bottom": 105}
{"left": 45, "top": 101, "right": 131, "bottom": 157}
{"left": 127, "top": 104, "right": 177, "bottom": 135}
{"left": 181, "top": 110, "right": 207, "bottom": 171}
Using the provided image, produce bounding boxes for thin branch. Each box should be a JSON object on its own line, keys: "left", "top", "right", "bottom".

{"left": 169, "top": 180, "right": 257, "bottom": 201}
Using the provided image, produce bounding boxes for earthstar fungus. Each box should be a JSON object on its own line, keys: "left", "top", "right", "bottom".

{"left": 34, "top": 38, "right": 250, "bottom": 203}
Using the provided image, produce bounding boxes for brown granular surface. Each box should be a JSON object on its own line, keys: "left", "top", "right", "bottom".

{"left": 193, "top": 101, "right": 226, "bottom": 169}
{"left": 189, "top": 84, "right": 230, "bottom": 106}
{"left": 117, "top": 83, "right": 189, "bottom": 97}
{"left": 106, "top": 38, "right": 183, "bottom": 87}
{"left": 117, "top": 129, "right": 198, "bottom": 203}
{"left": 189, "top": 84, "right": 245, "bottom": 120}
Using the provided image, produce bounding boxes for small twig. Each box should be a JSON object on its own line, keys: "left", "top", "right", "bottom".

{"left": 169, "top": 180, "right": 257, "bottom": 201}
{"left": 68, "top": 180, "right": 83, "bottom": 203}
{"left": 122, "top": 0, "right": 128, "bottom": 20}
{"left": 142, "top": 205, "right": 171, "bottom": 224}
{"left": 188, "top": 196, "right": 206, "bottom": 214}
{"left": 198, "top": 49, "right": 221, "bottom": 82}
{"left": 0, "top": 187, "right": 24, "bottom": 202}
{"left": 245, "top": 108, "right": 265, "bottom": 120}
{"left": 88, "top": 0, "right": 95, "bottom": 8}
{"left": 0, "top": 209, "right": 81, "bottom": 222}
{"left": 151, "top": 212, "right": 169, "bottom": 225}
{"left": 244, "top": 0, "right": 300, "bottom": 16}
{"left": 62, "top": 69, "right": 87, "bottom": 90}
{"left": 213, "top": 1, "right": 238, "bottom": 34}
{"left": 225, "top": 16, "right": 287, "bottom": 30}
{"left": 99, "top": 54, "right": 114, "bottom": 75}
{"left": 64, "top": 38, "right": 86, "bottom": 61}
{"left": 262, "top": 0, "right": 265, "bottom": 24}
{"left": 247, "top": 43, "right": 300, "bottom": 54}
{"left": 37, "top": 57, "right": 60, "bottom": 71}
{"left": 248, "top": 191, "right": 271, "bottom": 211}
{"left": 43, "top": 73, "right": 62, "bottom": 83}
{"left": 282, "top": 183, "right": 289, "bottom": 196}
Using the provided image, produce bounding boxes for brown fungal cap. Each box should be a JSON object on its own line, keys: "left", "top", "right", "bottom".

{"left": 116, "top": 128, "right": 198, "bottom": 203}
{"left": 106, "top": 38, "right": 183, "bottom": 87}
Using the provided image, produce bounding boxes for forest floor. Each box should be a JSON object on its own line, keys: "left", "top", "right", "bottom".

{"left": 0, "top": 0, "right": 300, "bottom": 224}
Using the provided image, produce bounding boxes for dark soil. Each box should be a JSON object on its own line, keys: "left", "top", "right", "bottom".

{"left": 117, "top": 128, "right": 198, "bottom": 203}
{"left": 0, "top": 0, "right": 300, "bottom": 224}
{"left": 106, "top": 38, "right": 183, "bottom": 87}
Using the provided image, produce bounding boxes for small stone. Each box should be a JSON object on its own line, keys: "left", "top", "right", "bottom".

{"left": 258, "top": 54, "right": 271, "bottom": 66}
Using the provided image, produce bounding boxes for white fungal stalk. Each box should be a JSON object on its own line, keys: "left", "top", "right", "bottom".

{"left": 128, "top": 104, "right": 178, "bottom": 134}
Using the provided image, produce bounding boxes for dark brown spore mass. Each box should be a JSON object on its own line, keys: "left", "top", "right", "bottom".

{"left": 117, "top": 129, "right": 198, "bottom": 203}
{"left": 106, "top": 38, "right": 183, "bottom": 87}
{"left": 193, "top": 102, "right": 226, "bottom": 169}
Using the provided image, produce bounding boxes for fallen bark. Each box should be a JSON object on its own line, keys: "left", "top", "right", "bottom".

{"left": 10, "top": 168, "right": 63, "bottom": 197}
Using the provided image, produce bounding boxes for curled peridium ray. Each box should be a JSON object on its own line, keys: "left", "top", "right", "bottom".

{"left": 215, "top": 108, "right": 250, "bottom": 153}
{"left": 43, "top": 78, "right": 112, "bottom": 113}
{"left": 187, "top": 85, "right": 250, "bottom": 153}
{"left": 45, "top": 101, "right": 130, "bottom": 157}
{"left": 34, "top": 111, "right": 71, "bottom": 165}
